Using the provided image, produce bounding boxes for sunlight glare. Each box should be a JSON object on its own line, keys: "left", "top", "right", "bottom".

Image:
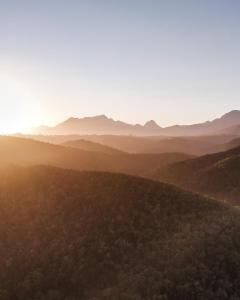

{"left": 0, "top": 75, "right": 42, "bottom": 134}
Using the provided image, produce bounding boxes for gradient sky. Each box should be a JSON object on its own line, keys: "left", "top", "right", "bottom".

{"left": 0, "top": 0, "right": 240, "bottom": 132}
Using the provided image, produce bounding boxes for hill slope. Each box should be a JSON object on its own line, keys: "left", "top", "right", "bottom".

{"left": 62, "top": 139, "right": 125, "bottom": 155}
{"left": 209, "top": 137, "right": 240, "bottom": 153}
{"left": 1, "top": 166, "right": 240, "bottom": 299}
{"left": 0, "top": 136, "right": 191, "bottom": 176}
{"left": 17, "top": 133, "right": 236, "bottom": 155}
{"left": 224, "top": 137, "right": 240, "bottom": 150}
{"left": 153, "top": 146, "right": 240, "bottom": 204}
{"left": 220, "top": 124, "right": 240, "bottom": 135}
{"left": 60, "top": 134, "right": 235, "bottom": 155}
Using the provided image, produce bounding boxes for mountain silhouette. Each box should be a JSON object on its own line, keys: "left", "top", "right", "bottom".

{"left": 33, "top": 110, "right": 240, "bottom": 136}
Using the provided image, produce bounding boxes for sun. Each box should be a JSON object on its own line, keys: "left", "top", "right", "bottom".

{"left": 0, "top": 76, "right": 42, "bottom": 134}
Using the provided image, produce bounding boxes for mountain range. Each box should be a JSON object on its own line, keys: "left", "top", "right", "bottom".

{"left": 33, "top": 110, "right": 240, "bottom": 136}
{"left": 2, "top": 116, "right": 240, "bottom": 299}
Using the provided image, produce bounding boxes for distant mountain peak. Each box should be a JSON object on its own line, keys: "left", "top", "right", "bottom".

{"left": 221, "top": 110, "right": 240, "bottom": 119}
{"left": 88, "top": 114, "right": 108, "bottom": 120}
{"left": 63, "top": 117, "right": 79, "bottom": 122}
{"left": 144, "top": 120, "right": 160, "bottom": 130}
{"left": 59, "top": 117, "right": 79, "bottom": 126}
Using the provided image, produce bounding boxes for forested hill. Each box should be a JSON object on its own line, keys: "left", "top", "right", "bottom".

{"left": 1, "top": 166, "right": 240, "bottom": 299}
{"left": 153, "top": 145, "right": 240, "bottom": 204}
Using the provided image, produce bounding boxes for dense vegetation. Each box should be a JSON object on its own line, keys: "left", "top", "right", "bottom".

{"left": 0, "top": 136, "right": 191, "bottom": 176}
{"left": 1, "top": 166, "right": 240, "bottom": 299}
{"left": 153, "top": 146, "right": 240, "bottom": 204}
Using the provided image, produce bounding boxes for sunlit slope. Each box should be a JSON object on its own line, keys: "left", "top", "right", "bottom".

{"left": 0, "top": 135, "right": 111, "bottom": 170}
{"left": 153, "top": 146, "right": 240, "bottom": 204}
{"left": 1, "top": 166, "right": 240, "bottom": 299}
{"left": 0, "top": 136, "right": 191, "bottom": 176}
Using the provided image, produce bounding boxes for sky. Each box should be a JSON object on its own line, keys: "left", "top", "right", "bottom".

{"left": 0, "top": 0, "right": 240, "bottom": 133}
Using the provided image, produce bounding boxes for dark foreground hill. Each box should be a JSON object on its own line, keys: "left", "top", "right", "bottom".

{"left": 1, "top": 166, "right": 240, "bottom": 299}
{"left": 0, "top": 136, "right": 191, "bottom": 176}
{"left": 153, "top": 146, "right": 240, "bottom": 204}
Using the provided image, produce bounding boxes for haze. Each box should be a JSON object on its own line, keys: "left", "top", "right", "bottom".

{"left": 1, "top": 2, "right": 240, "bottom": 298}
{"left": 1, "top": 0, "right": 240, "bottom": 133}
